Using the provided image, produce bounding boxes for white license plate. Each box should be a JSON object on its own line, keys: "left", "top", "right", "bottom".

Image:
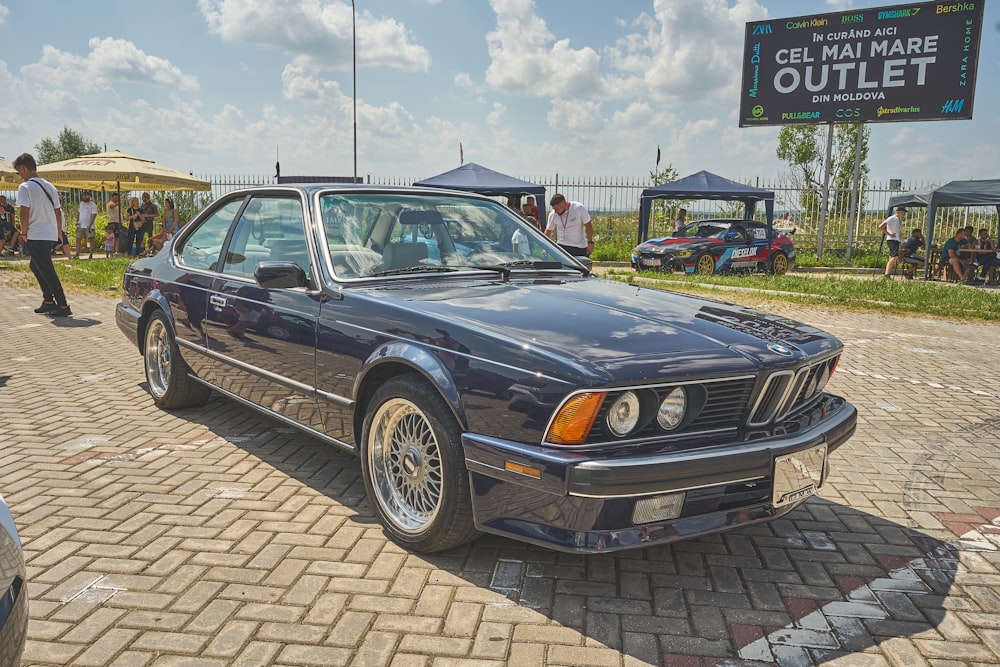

{"left": 640, "top": 258, "right": 662, "bottom": 267}
{"left": 772, "top": 444, "right": 827, "bottom": 507}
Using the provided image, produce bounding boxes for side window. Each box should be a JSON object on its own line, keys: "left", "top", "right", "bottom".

{"left": 177, "top": 199, "right": 244, "bottom": 271}
{"left": 222, "top": 196, "right": 308, "bottom": 278}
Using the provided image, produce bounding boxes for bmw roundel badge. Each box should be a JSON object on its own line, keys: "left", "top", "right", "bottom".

{"left": 767, "top": 342, "right": 793, "bottom": 356}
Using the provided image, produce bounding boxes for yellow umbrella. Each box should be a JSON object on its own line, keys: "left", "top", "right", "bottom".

{"left": 0, "top": 158, "right": 20, "bottom": 188}
{"left": 36, "top": 150, "right": 211, "bottom": 192}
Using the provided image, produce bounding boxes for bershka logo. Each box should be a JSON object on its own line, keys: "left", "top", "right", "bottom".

{"left": 752, "top": 24, "right": 773, "bottom": 35}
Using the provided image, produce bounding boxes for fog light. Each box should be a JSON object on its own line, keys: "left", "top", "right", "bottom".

{"left": 632, "top": 492, "right": 685, "bottom": 524}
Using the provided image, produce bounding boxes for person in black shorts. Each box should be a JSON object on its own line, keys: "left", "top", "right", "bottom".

{"left": 897, "top": 228, "right": 925, "bottom": 280}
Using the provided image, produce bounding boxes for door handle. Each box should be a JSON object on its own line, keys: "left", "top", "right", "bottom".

{"left": 209, "top": 295, "right": 227, "bottom": 308}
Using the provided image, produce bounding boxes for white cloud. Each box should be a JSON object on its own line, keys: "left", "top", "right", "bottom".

{"left": 21, "top": 38, "right": 197, "bottom": 93}
{"left": 87, "top": 38, "right": 198, "bottom": 90}
{"left": 0, "top": 5, "right": 8, "bottom": 24}
{"left": 629, "top": 0, "right": 768, "bottom": 104}
{"left": 197, "top": 0, "right": 430, "bottom": 71}
{"left": 546, "top": 99, "right": 604, "bottom": 135}
{"left": 486, "top": 102, "right": 506, "bottom": 127}
{"left": 484, "top": 0, "right": 605, "bottom": 98}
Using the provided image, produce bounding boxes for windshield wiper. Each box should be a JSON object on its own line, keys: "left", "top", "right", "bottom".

{"left": 363, "top": 265, "right": 460, "bottom": 277}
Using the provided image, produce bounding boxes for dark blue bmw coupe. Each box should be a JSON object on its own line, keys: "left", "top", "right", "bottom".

{"left": 117, "top": 185, "right": 856, "bottom": 553}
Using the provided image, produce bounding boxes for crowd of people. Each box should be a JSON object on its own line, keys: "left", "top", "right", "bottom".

{"left": 880, "top": 205, "right": 998, "bottom": 284}
{"left": 1, "top": 180, "right": 182, "bottom": 260}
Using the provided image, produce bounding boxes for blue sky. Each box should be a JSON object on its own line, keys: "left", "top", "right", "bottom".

{"left": 1, "top": 0, "right": 996, "bottom": 184}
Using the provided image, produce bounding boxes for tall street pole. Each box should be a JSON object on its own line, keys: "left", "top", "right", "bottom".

{"left": 352, "top": 0, "right": 357, "bottom": 182}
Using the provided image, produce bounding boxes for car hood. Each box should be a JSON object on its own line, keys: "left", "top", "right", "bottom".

{"left": 636, "top": 237, "right": 716, "bottom": 253}
{"left": 357, "top": 276, "right": 840, "bottom": 385}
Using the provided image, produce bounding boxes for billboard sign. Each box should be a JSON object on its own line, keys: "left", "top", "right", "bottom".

{"left": 739, "top": 1, "right": 985, "bottom": 126}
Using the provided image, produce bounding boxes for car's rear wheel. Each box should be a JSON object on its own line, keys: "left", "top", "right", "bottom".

{"left": 695, "top": 252, "right": 716, "bottom": 275}
{"left": 144, "top": 310, "right": 212, "bottom": 409}
{"left": 361, "top": 374, "right": 478, "bottom": 552}
{"left": 770, "top": 251, "right": 789, "bottom": 275}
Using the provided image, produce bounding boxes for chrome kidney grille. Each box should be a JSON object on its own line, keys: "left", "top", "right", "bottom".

{"left": 747, "top": 355, "right": 840, "bottom": 427}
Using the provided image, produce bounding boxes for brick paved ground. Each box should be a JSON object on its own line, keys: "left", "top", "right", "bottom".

{"left": 2, "top": 273, "right": 1000, "bottom": 666}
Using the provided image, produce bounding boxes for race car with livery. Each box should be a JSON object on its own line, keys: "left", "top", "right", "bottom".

{"left": 632, "top": 219, "right": 795, "bottom": 275}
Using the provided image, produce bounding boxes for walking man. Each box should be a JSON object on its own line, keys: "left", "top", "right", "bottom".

{"left": 879, "top": 205, "right": 906, "bottom": 278}
{"left": 74, "top": 192, "right": 98, "bottom": 258}
{"left": 13, "top": 153, "right": 71, "bottom": 317}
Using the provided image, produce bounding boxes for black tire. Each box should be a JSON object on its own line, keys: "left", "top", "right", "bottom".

{"left": 143, "top": 309, "right": 212, "bottom": 409}
{"left": 694, "top": 252, "right": 716, "bottom": 275}
{"left": 770, "top": 251, "right": 789, "bottom": 275}
{"left": 361, "top": 374, "right": 479, "bottom": 552}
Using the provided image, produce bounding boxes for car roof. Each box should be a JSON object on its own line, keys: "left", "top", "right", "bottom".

{"left": 222, "top": 183, "right": 496, "bottom": 201}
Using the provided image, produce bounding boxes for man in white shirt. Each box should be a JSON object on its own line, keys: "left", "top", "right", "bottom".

{"left": 13, "top": 152, "right": 71, "bottom": 316}
{"left": 545, "top": 193, "right": 593, "bottom": 257}
{"left": 74, "top": 193, "right": 98, "bottom": 259}
{"left": 879, "top": 205, "right": 906, "bottom": 279}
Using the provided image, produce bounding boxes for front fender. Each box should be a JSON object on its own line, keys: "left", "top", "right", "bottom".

{"left": 355, "top": 340, "right": 465, "bottom": 427}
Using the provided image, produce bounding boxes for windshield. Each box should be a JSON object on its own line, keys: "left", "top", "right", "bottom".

{"left": 319, "top": 192, "right": 573, "bottom": 279}
{"left": 679, "top": 222, "right": 731, "bottom": 239}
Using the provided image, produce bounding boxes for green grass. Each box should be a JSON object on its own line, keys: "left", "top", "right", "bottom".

{"left": 0, "top": 256, "right": 132, "bottom": 296}
{"left": 603, "top": 269, "right": 1000, "bottom": 321}
{"left": 4, "top": 255, "right": 997, "bottom": 323}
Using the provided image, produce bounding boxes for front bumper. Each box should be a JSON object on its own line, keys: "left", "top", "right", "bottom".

{"left": 632, "top": 254, "right": 690, "bottom": 272}
{"left": 463, "top": 395, "right": 856, "bottom": 553}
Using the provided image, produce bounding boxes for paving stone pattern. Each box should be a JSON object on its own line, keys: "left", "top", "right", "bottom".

{"left": 2, "top": 278, "right": 1000, "bottom": 666}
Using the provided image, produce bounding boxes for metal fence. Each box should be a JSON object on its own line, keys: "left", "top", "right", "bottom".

{"left": 6, "top": 173, "right": 997, "bottom": 255}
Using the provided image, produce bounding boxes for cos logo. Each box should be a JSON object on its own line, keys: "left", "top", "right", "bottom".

{"left": 836, "top": 108, "right": 861, "bottom": 118}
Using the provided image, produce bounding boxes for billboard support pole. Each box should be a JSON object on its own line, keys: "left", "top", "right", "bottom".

{"left": 845, "top": 122, "right": 865, "bottom": 264}
{"left": 817, "top": 123, "right": 834, "bottom": 258}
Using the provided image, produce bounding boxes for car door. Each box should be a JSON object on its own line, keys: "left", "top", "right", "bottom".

{"left": 170, "top": 198, "right": 247, "bottom": 384}
{"left": 204, "top": 194, "right": 322, "bottom": 428}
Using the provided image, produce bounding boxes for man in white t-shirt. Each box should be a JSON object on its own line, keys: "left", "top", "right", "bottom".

{"left": 74, "top": 192, "right": 98, "bottom": 259}
{"left": 879, "top": 205, "right": 906, "bottom": 279}
{"left": 545, "top": 193, "right": 593, "bottom": 257}
{"left": 13, "top": 152, "right": 71, "bottom": 316}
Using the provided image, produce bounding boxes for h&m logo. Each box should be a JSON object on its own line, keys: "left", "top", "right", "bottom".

{"left": 940, "top": 99, "right": 965, "bottom": 114}
{"left": 752, "top": 24, "right": 773, "bottom": 35}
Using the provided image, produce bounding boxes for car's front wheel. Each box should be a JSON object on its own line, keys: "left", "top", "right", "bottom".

{"left": 770, "top": 251, "right": 789, "bottom": 275}
{"left": 144, "top": 310, "right": 212, "bottom": 409}
{"left": 695, "top": 252, "right": 716, "bottom": 275}
{"left": 361, "top": 374, "right": 479, "bottom": 552}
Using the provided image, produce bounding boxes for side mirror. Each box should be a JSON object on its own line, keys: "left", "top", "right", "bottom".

{"left": 255, "top": 261, "right": 308, "bottom": 288}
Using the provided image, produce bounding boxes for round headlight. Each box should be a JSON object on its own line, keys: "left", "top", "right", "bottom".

{"left": 804, "top": 373, "right": 819, "bottom": 398}
{"left": 607, "top": 391, "right": 641, "bottom": 436}
{"left": 657, "top": 387, "right": 687, "bottom": 430}
{"left": 814, "top": 365, "right": 830, "bottom": 394}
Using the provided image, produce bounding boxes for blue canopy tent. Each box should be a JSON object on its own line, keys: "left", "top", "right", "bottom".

{"left": 637, "top": 170, "right": 775, "bottom": 244}
{"left": 413, "top": 163, "right": 547, "bottom": 223}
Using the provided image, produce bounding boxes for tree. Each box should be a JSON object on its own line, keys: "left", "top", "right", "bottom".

{"left": 35, "top": 126, "right": 102, "bottom": 165}
{"left": 647, "top": 164, "right": 681, "bottom": 236}
{"left": 775, "top": 123, "right": 869, "bottom": 218}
